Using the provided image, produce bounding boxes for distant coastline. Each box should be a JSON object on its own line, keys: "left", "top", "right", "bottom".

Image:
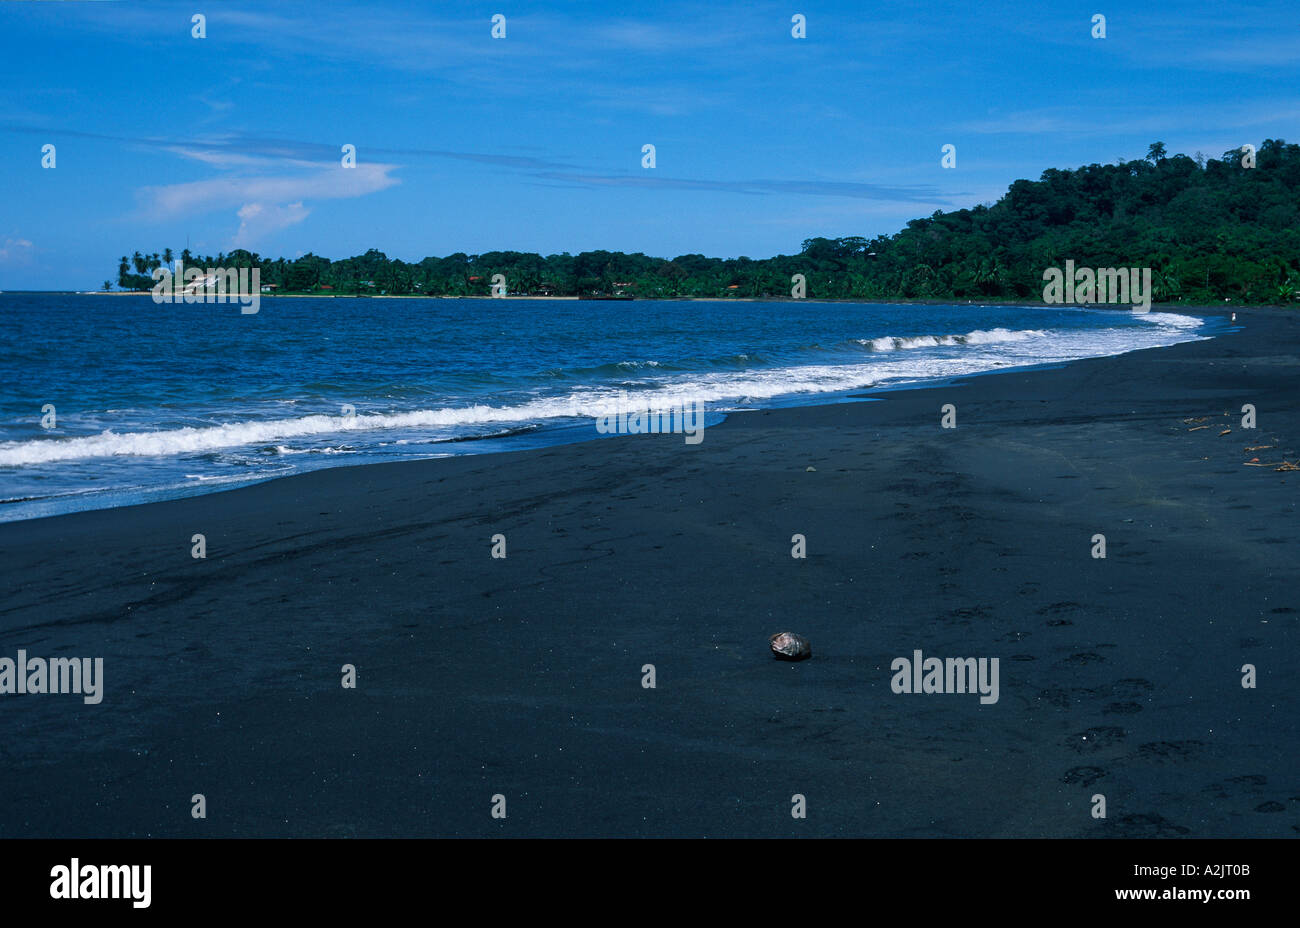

{"left": 72, "top": 291, "right": 1277, "bottom": 309}
{"left": 99, "top": 141, "right": 1300, "bottom": 307}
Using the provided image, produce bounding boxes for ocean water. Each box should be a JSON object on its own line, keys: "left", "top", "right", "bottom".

{"left": 0, "top": 293, "right": 1218, "bottom": 522}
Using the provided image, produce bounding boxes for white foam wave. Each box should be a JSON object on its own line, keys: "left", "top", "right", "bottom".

{"left": 0, "top": 318, "right": 1207, "bottom": 467}
{"left": 0, "top": 406, "right": 572, "bottom": 466}
{"left": 272, "top": 445, "right": 356, "bottom": 455}
{"left": 1136, "top": 311, "right": 1205, "bottom": 329}
{"left": 857, "top": 327, "right": 1047, "bottom": 351}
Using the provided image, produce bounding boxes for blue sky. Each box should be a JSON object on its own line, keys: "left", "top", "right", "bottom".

{"left": 1, "top": 0, "right": 1297, "bottom": 289}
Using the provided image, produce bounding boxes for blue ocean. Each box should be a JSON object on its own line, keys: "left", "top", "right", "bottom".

{"left": 0, "top": 293, "right": 1218, "bottom": 522}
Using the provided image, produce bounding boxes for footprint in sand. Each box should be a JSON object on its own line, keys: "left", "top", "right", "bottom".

{"left": 1136, "top": 740, "right": 1204, "bottom": 761}
{"left": 1067, "top": 726, "right": 1126, "bottom": 752}
{"left": 1058, "top": 651, "right": 1105, "bottom": 667}
{"left": 1103, "top": 702, "right": 1142, "bottom": 715}
{"left": 1061, "top": 766, "right": 1107, "bottom": 787}
{"left": 1038, "top": 602, "right": 1084, "bottom": 627}
{"left": 1106, "top": 678, "right": 1153, "bottom": 700}
{"left": 1202, "top": 773, "right": 1268, "bottom": 799}
{"left": 1038, "top": 601, "right": 1082, "bottom": 614}
{"left": 1109, "top": 813, "right": 1191, "bottom": 837}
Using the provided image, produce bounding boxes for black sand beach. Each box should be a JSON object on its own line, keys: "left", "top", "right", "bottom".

{"left": 2, "top": 308, "right": 1296, "bottom": 838}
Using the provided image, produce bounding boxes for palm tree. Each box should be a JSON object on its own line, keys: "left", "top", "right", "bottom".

{"left": 163, "top": 247, "right": 174, "bottom": 268}
{"left": 132, "top": 251, "right": 146, "bottom": 275}
{"left": 1153, "top": 268, "right": 1182, "bottom": 301}
{"left": 118, "top": 256, "right": 130, "bottom": 287}
{"left": 973, "top": 258, "right": 1002, "bottom": 295}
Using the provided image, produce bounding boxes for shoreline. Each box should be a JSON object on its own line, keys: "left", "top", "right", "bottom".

{"left": 0, "top": 307, "right": 1295, "bottom": 837}
{"left": 43, "top": 290, "right": 1300, "bottom": 308}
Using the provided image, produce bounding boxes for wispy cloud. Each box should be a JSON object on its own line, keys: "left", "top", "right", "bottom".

{"left": 234, "top": 202, "right": 310, "bottom": 247}
{"left": 0, "top": 237, "right": 34, "bottom": 265}
{"left": 954, "top": 101, "right": 1300, "bottom": 139}
{"left": 0, "top": 125, "right": 582, "bottom": 173}
{"left": 35, "top": 2, "right": 889, "bottom": 117}
{"left": 113, "top": 138, "right": 401, "bottom": 247}
{"left": 1, "top": 122, "right": 942, "bottom": 214}
{"left": 139, "top": 159, "right": 399, "bottom": 234}
{"left": 1108, "top": 10, "right": 1300, "bottom": 72}
{"left": 529, "top": 170, "right": 951, "bottom": 204}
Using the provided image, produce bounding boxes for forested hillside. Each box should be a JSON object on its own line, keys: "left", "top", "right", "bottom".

{"left": 116, "top": 141, "right": 1300, "bottom": 304}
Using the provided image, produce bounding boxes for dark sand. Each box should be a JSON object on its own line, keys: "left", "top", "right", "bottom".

{"left": 2, "top": 309, "right": 1296, "bottom": 838}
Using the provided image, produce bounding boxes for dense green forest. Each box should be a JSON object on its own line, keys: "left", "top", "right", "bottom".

{"left": 115, "top": 140, "right": 1300, "bottom": 304}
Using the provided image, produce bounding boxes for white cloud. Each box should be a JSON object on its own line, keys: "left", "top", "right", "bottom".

{"left": 0, "top": 237, "right": 33, "bottom": 264}
{"left": 137, "top": 154, "right": 400, "bottom": 247}
{"left": 141, "top": 162, "right": 399, "bottom": 218}
{"left": 234, "top": 202, "right": 311, "bottom": 247}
